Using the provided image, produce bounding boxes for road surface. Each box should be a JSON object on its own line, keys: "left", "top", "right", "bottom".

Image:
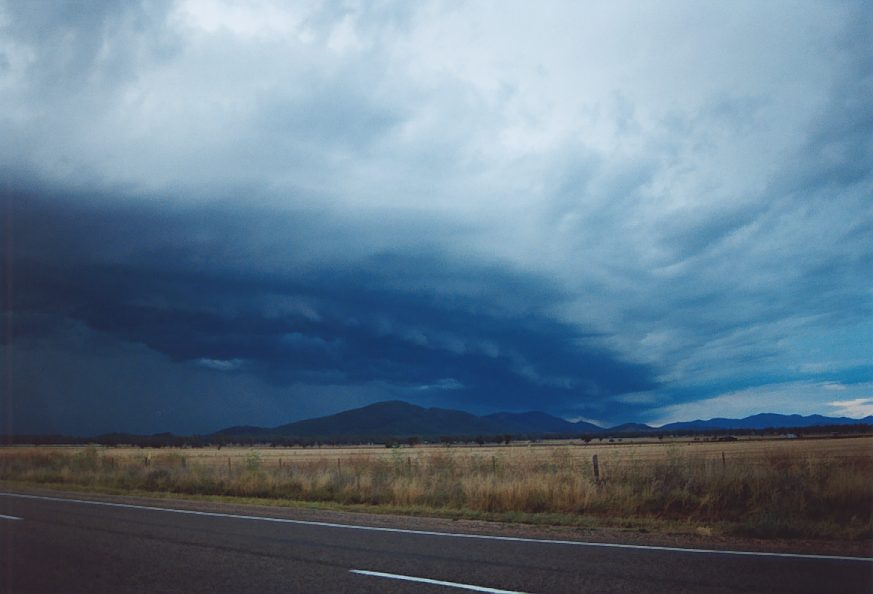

{"left": 0, "top": 490, "right": 870, "bottom": 593}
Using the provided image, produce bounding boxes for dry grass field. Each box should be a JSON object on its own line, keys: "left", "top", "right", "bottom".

{"left": 2, "top": 436, "right": 871, "bottom": 539}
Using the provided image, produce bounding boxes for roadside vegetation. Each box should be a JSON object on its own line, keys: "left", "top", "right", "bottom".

{"left": 1, "top": 437, "right": 871, "bottom": 540}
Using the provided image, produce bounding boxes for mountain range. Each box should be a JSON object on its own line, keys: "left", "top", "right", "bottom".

{"left": 214, "top": 400, "right": 873, "bottom": 440}
{"left": 659, "top": 413, "right": 873, "bottom": 432}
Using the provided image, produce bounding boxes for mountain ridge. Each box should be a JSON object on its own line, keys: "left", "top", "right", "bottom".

{"left": 213, "top": 400, "right": 873, "bottom": 439}
{"left": 659, "top": 412, "right": 873, "bottom": 431}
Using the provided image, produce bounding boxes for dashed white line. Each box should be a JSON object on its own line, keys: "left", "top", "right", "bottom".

{"left": 351, "top": 569, "right": 529, "bottom": 593}
{"left": 0, "top": 514, "right": 22, "bottom": 521}
{"left": 1, "top": 492, "right": 870, "bottom": 563}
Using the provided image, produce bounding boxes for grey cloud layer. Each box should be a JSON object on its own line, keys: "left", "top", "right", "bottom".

{"left": 1, "top": 0, "right": 871, "bottom": 432}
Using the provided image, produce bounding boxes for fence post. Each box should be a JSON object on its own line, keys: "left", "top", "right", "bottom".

{"left": 592, "top": 454, "right": 600, "bottom": 483}
{"left": 721, "top": 451, "right": 726, "bottom": 469}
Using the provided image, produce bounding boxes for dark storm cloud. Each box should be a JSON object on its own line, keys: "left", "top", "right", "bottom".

{"left": 3, "top": 185, "right": 657, "bottom": 430}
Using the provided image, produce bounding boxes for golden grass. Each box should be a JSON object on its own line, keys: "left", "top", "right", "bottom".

{"left": 2, "top": 437, "right": 871, "bottom": 539}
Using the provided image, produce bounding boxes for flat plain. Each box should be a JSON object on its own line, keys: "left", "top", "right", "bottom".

{"left": 2, "top": 435, "right": 871, "bottom": 540}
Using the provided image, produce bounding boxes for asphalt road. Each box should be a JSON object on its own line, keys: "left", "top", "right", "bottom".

{"left": 0, "top": 491, "right": 871, "bottom": 593}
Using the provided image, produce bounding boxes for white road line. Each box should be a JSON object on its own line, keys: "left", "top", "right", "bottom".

{"left": 351, "top": 569, "right": 529, "bottom": 593}
{"left": 1, "top": 492, "right": 871, "bottom": 563}
{"left": 0, "top": 514, "right": 22, "bottom": 521}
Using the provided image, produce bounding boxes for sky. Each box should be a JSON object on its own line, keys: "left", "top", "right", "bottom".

{"left": 1, "top": 0, "right": 871, "bottom": 435}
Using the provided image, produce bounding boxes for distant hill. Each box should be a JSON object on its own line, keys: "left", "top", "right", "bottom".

{"left": 215, "top": 401, "right": 508, "bottom": 440}
{"left": 608, "top": 423, "right": 657, "bottom": 433}
{"left": 211, "top": 401, "right": 873, "bottom": 441}
{"left": 272, "top": 400, "right": 506, "bottom": 438}
{"left": 214, "top": 401, "right": 599, "bottom": 440}
{"left": 660, "top": 413, "right": 873, "bottom": 431}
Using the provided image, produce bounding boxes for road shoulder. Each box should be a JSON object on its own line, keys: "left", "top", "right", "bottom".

{"left": 2, "top": 483, "right": 870, "bottom": 560}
